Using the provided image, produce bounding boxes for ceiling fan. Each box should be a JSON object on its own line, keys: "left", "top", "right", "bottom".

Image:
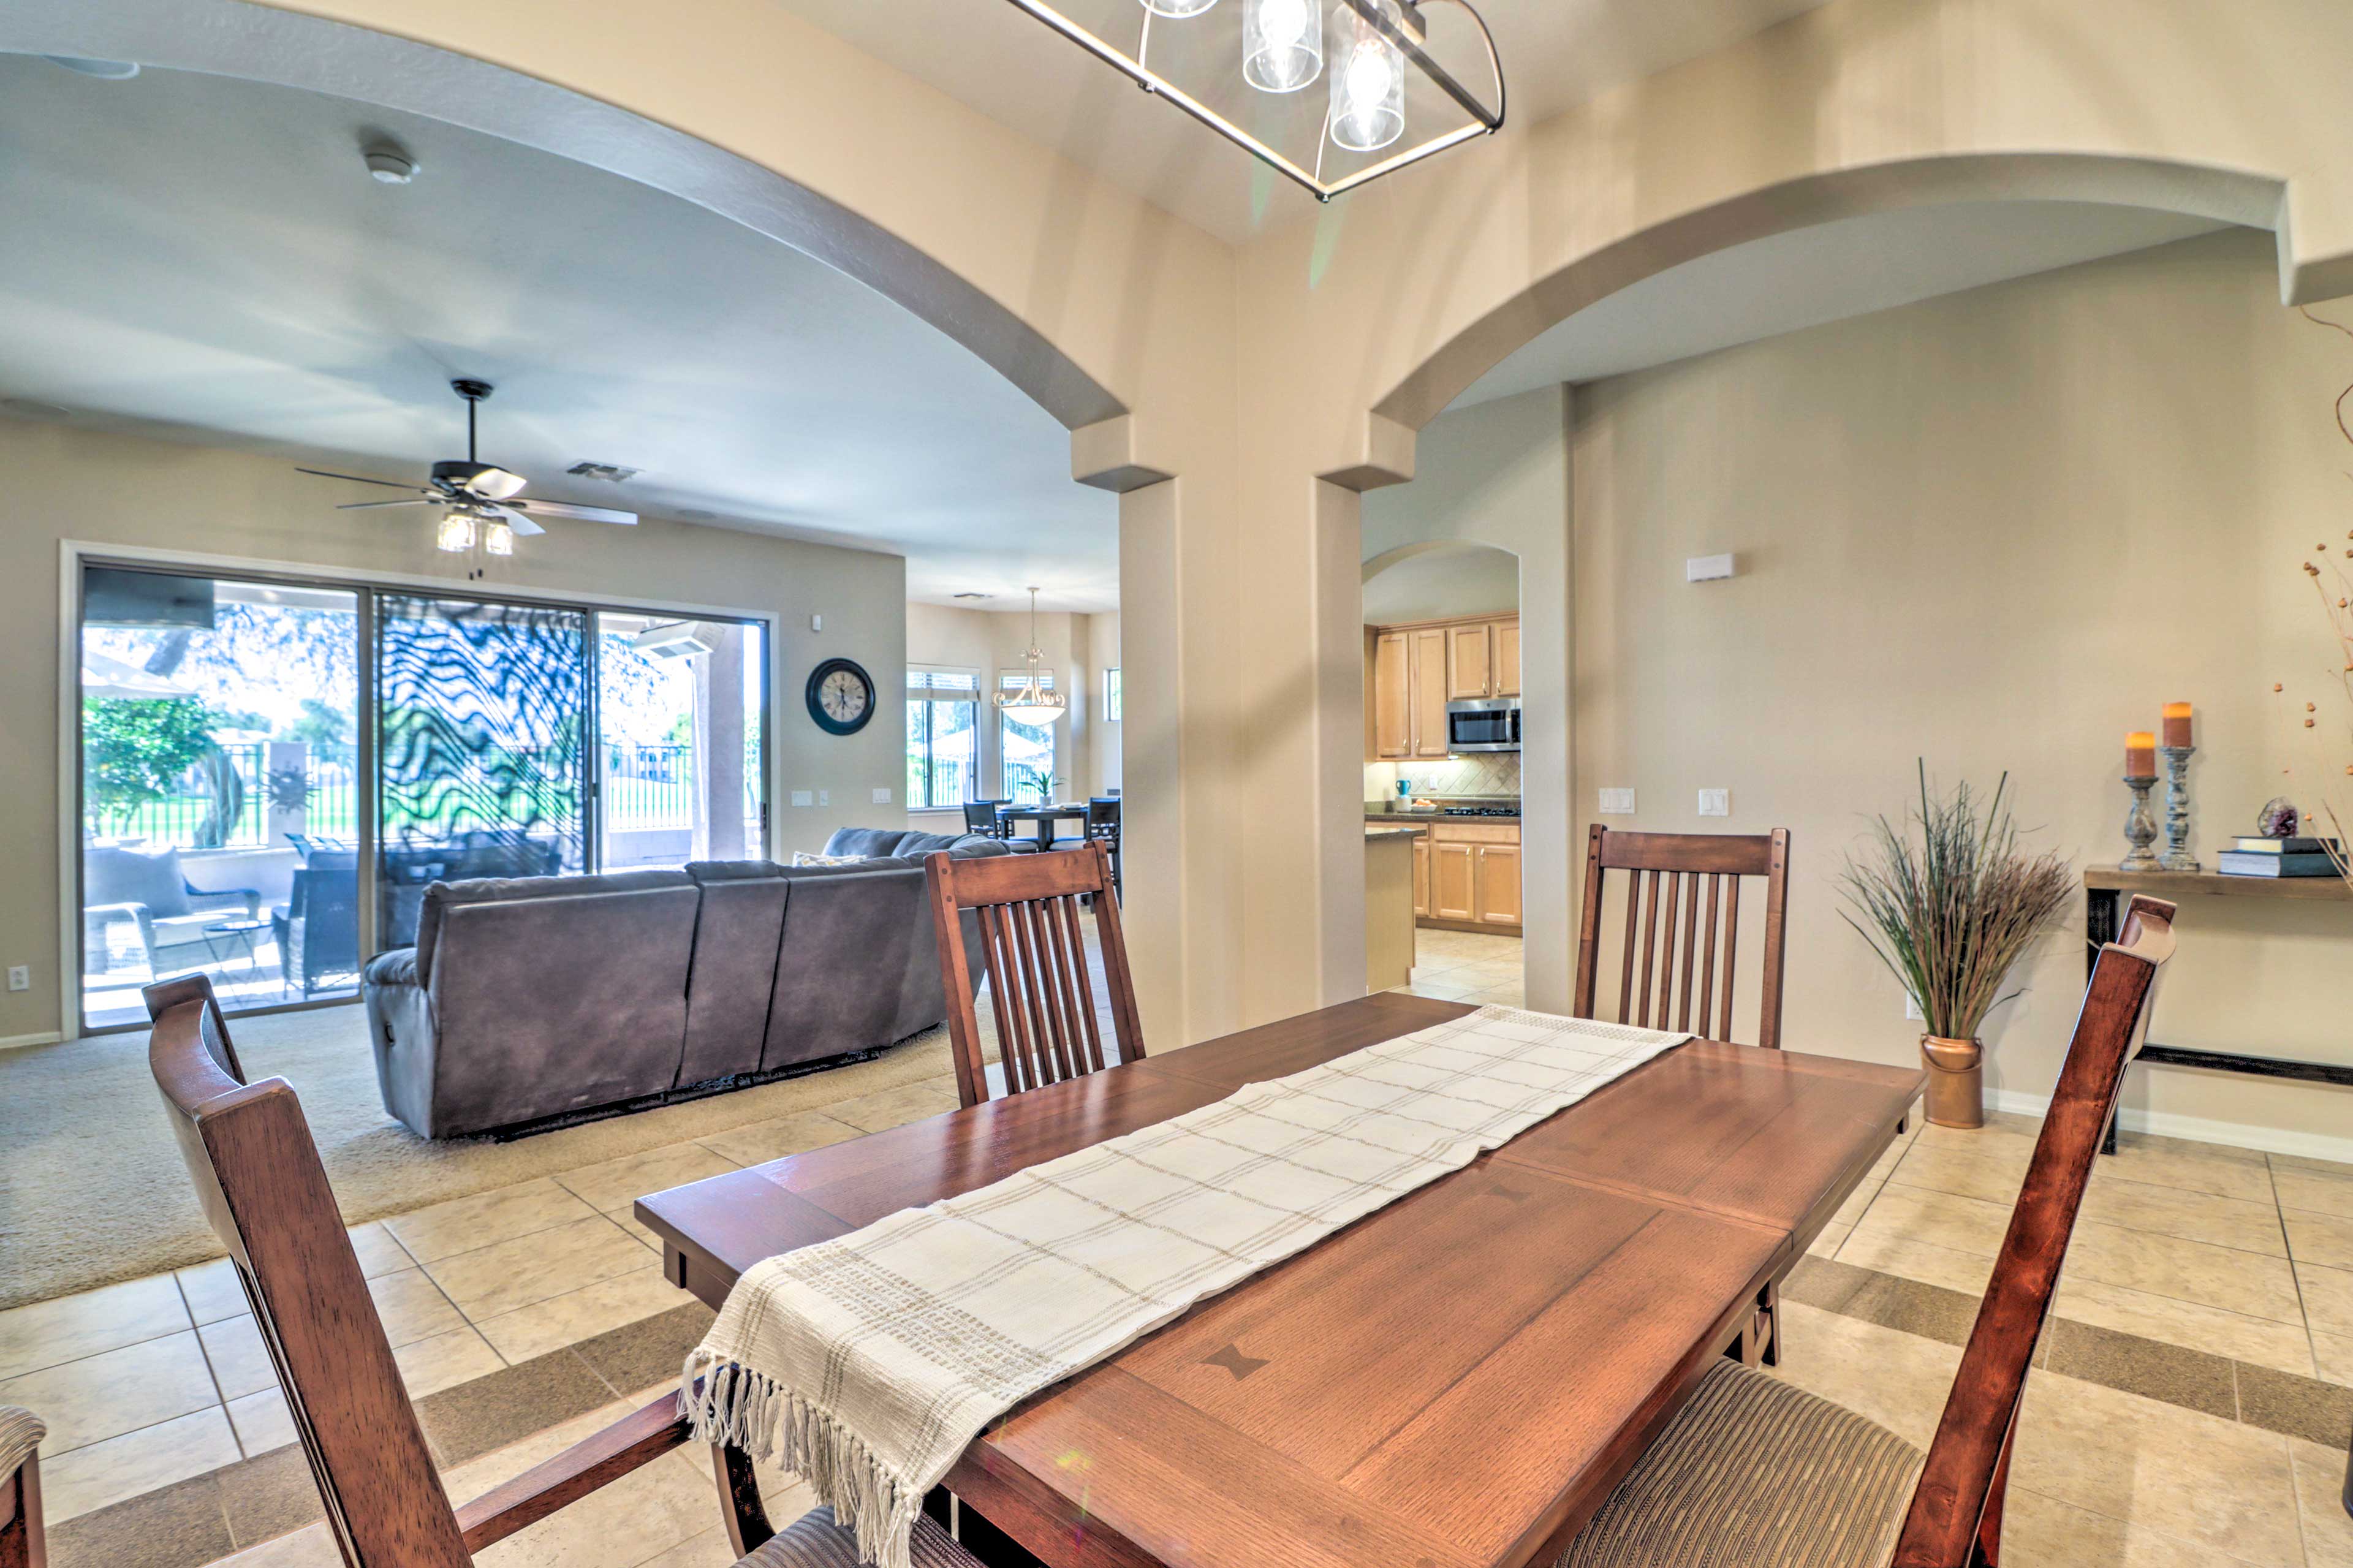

{"left": 298, "top": 378, "right": 637, "bottom": 555}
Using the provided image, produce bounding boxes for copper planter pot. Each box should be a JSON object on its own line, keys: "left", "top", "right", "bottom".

{"left": 1920, "top": 1035, "right": 1984, "bottom": 1129}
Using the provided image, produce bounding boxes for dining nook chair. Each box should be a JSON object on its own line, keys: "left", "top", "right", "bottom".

{"left": 1574, "top": 824, "right": 1792, "bottom": 1048}
{"left": 142, "top": 974, "right": 983, "bottom": 1568}
{"left": 1558, "top": 895, "right": 2180, "bottom": 1568}
{"left": 0, "top": 1407, "right": 44, "bottom": 1568}
{"left": 923, "top": 841, "right": 1143, "bottom": 1108}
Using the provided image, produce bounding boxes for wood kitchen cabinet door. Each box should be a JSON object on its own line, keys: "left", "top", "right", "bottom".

{"left": 1412, "top": 835, "right": 1430, "bottom": 918}
{"left": 1372, "top": 632, "right": 1409, "bottom": 759}
{"left": 1430, "top": 841, "right": 1477, "bottom": 921}
{"left": 1476, "top": 843, "right": 1522, "bottom": 925}
{"left": 1409, "top": 627, "right": 1450, "bottom": 758}
{"left": 1446, "top": 622, "right": 1493, "bottom": 700}
{"left": 1493, "top": 618, "right": 1520, "bottom": 698}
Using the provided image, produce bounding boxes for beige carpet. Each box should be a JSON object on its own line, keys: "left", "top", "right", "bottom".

{"left": 0, "top": 1006, "right": 965, "bottom": 1311}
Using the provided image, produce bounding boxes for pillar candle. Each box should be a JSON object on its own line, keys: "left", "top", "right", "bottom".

{"left": 2126, "top": 732, "right": 2156, "bottom": 776}
{"left": 2162, "top": 702, "right": 2193, "bottom": 748}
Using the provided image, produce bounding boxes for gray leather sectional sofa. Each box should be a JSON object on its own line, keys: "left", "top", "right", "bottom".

{"left": 362, "top": 828, "right": 1007, "bottom": 1138}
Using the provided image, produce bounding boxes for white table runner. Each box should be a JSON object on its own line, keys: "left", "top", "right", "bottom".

{"left": 680, "top": 1005, "right": 1689, "bottom": 1568}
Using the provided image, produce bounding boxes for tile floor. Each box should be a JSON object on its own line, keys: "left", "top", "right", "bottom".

{"left": 12, "top": 925, "right": 2353, "bottom": 1566}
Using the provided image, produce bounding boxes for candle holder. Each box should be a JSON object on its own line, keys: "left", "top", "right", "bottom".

{"left": 2120, "top": 773, "right": 2161, "bottom": 871}
{"left": 2158, "top": 744, "right": 2198, "bottom": 871}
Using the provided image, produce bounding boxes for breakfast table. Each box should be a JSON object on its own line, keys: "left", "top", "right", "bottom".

{"left": 994, "top": 802, "right": 1091, "bottom": 850}
{"left": 638, "top": 991, "right": 1922, "bottom": 1568}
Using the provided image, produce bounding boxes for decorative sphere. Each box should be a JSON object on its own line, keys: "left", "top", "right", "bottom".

{"left": 2257, "top": 797, "right": 2300, "bottom": 837}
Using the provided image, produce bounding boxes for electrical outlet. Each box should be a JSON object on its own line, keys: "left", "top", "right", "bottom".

{"left": 818, "top": 790, "right": 830, "bottom": 807}
{"left": 790, "top": 790, "right": 813, "bottom": 807}
{"left": 1697, "top": 789, "right": 1729, "bottom": 817}
{"left": 811, "top": 613, "right": 823, "bottom": 632}
{"left": 872, "top": 787, "right": 892, "bottom": 805}
{"left": 1904, "top": 994, "right": 1923, "bottom": 1022}
{"left": 1599, "top": 787, "right": 1635, "bottom": 814}
{"left": 6, "top": 966, "right": 25, "bottom": 993}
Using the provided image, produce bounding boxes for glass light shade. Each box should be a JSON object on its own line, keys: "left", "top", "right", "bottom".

{"left": 483, "top": 518, "right": 515, "bottom": 556}
{"left": 998, "top": 690, "right": 1068, "bottom": 724}
{"left": 1329, "top": 1, "right": 1405, "bottom": 151}
{"left": 1245, "top": 0, "right": 1321, "bottom": 91}
{"left": 434, "top": 510, "right": 477, "bottom": 553}
{"left": 1139, "top": 0, "right": 1218, "bottom": 16}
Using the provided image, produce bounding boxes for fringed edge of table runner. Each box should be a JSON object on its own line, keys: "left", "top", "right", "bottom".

{"left": 681, "top": 1349, "right": 925, "bottom": 1568}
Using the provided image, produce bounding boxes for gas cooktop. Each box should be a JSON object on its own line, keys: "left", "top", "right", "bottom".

{"left": 1439, "top": 805, "right": 1519, "bottom": 817}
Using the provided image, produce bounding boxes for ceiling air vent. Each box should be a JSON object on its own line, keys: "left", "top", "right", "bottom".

{"left": 566, "top": 461, "right": 639, "bottom": 483}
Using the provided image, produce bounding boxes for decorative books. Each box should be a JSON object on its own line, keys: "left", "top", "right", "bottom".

{"left": 2216, "top": 850, "right": 2342, "bottom": 877}
{"left": 2227, "top": 836, "right": 2341, "bottom": 855}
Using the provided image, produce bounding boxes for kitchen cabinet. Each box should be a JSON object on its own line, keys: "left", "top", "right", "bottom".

{"left": 1446, "top": 623, "right": 1491, "bottom": 700}
{"left": 1477, "top": 843, "right": 1521, "bottom": 926}
{"left": 1409, "top": 627, "right": 1450, "bottom": 759}
{"left": 1430, "top": 840, "right": 1477, "bottom": 922}
{"left": 1494, "top": 620, "right": 1520, "bottom": 698}
{"left": 1372, "top": 631, "right": 1409, "bottom": 759}
{"left": 1412, "top": 835, "right": 1430, "bottom": 917}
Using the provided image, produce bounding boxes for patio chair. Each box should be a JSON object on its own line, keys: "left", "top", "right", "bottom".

{"left": 272, "top": 863, "right": 362, "bottom": 1000}
{"left": 81, "top": 844, "right": 259, "bottom": 977}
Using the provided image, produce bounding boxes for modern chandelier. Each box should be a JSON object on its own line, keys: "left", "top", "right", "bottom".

{"left": 995, "top": 588, "right": 1069, "bottom": 724}
{"left": 1002, "top": 0, "right": 1504, "bottom": 202}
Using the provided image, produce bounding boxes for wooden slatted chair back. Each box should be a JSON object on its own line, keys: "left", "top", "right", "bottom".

{"left": 143, "top": 975, "right": 470, "bottom": 1568}
{"left": 1891, "top": 895, "right": 2178, "bottom": 1565}
{"left": 1572, "top": 826, "right": 1792, "bottom": 1047}
{"left": 923, "top": 842, "right": 1143, "bottom": 1107}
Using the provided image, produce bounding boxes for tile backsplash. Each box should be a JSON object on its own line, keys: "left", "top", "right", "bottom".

{"left": 1365, "top": 754, "right": 1521, "bottom": 801}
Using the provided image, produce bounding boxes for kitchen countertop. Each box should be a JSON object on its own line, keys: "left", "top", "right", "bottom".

{"left": 1365, "top": 803, "right": 1521, "bottom": 823}
{"left": 1365, "top": 824, "right": 1427, "bottom": 839}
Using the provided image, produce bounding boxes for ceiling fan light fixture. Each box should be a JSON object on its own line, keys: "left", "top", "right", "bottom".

{"left": 483, "top": 518, "right": 515, "bottom": 556}
{"left": 434, "top": 509, "right": 478, "bottom": 554}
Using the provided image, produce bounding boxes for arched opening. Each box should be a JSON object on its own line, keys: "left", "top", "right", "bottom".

{"left": 1359, "top": 543, "right": 1524, "bottom": 1004}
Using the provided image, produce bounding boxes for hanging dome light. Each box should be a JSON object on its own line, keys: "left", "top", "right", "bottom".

{"left": 994, "top": 588, "right": 1069, "bottom": 725}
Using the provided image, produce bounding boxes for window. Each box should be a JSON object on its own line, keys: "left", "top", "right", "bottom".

{"left": 907, "top": 667, "right": 979, "bottom": 809}
{"left": 998, "top": 670, "right": 1057, "bottom": 804}
{"left": 1105, "top": 667, "right": 1122, "bottom": 722}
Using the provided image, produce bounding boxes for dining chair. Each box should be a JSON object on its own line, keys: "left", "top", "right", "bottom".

{"left": 0, "top": 1408, "right": 45, "bottom": 1568}
{"left": 1573, "top": 824, "right": 1791, "bottom": 1048}
{"left": 961, "top": 799, "right": 1008, "bottom": 838}
{"left": 1558, "top": 895, "right": 2179, "bottom": 1568}
{"left": 141, "top": 973, "right": 982, "bottom": 1568}
{"left": 1085, "top": 797, "right": 1121, "bottom": 896}
{"left": 923, "top": 841, "right": 1143, "bottom": 1107}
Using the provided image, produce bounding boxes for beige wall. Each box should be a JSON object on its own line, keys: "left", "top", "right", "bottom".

{"left": 1570, "top": 227, "right": 2353, "bottom": 1157}
{"left": 8, "top": 415, "right": 911, "bottom": 1042}
{"left": 905, "top": 602, "right": 1118, "bottom": 817}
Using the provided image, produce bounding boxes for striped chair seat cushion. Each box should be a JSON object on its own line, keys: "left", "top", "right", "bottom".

{"left": 742, "top": 1507, "right": 982, "bottom": 1568}
{"left": 0, "top": 1406, "right": 44, "bottom": 1479}
{"left": 1558, "top": 1362, "right": 1925, "bottom": 1568}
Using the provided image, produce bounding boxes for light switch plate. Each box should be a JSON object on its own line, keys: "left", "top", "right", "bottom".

{"left": 1599, "top": 787, "right": 1635, "bottom": 814}
{"left": 818, "top": 790, "right": 830, "bottom": 807}
{"left": 1904, "top": 994, "right": 1923, "bottom": 1022}
{"left": 1697, "top": 789, "right": 1729, "bottom": 817}
{"left": 811, "top": 613, "right": 823, "bottom": 632}
{"left": 1685, "top": 553, "right": 1736, "bottom": 583}
{"left": 790, "top": 790, "right": 813, "bottom": 807}
{"left": 872, "top": 787, "right": 892, "bottom": 804}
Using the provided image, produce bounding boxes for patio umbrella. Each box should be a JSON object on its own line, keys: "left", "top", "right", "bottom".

{"left": 81, "top": 650, "right": 197, "bottom": 700}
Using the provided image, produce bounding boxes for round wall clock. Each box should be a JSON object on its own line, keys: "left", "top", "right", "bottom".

{"left": 806, "top": 657, "right": 876, "bottom": 735}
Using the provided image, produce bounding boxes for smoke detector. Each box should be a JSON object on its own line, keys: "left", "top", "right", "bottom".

{"left": 566, "top": 461, "right": 640, "bottom": 483}
{"left": 632, "top": 621, "right": 711, "bottom": 662}
{"left": 363, "top": 143, "right": 417, "bottom": 184}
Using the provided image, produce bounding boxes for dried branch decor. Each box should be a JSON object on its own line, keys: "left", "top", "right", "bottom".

{"left": 2289, "top": 308, "right": 2353, "bottom": 887}
{"left": 1839, "top": 766, "right": 2075, "bottom": 1042}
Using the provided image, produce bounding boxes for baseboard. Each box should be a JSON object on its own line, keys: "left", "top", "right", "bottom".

{"left": 0, "top": 1031, "right": 63, "bottom": 1051}
{"left": 1986, "top": 1085, "right": 2353, "bottom": 1166}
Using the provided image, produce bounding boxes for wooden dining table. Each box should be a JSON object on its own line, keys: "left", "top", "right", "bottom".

{"left": 995, "top": 802, "right": 1093, "bottom": 850}
{"left": 637, "top": 991, "right": 1923, "bottom": 1568}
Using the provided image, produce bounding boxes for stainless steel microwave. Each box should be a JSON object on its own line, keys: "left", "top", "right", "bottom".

{"left": 1445, "top": 697, "right": 1520, "bottom": 752}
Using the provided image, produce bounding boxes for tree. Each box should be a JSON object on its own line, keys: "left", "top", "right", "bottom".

{"left": 287, "top": 697, "right": 352, "bottom": 761}
{"left": 83, "top": 697, "right": 216, "bottom": 836}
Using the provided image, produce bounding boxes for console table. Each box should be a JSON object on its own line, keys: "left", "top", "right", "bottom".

{"left": 2085, "top": 865, "right": 2353, "bottom": 1152}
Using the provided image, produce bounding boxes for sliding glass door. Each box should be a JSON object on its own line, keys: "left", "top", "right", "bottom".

{"left": 74, "top": 559, "right": 771, "bottom": 1034}
{"left": 78, "top": 569, "right": 362, "bottom": 1029}
{"left": 594, "top": 613, "right": 768, "bottom": 868}
{"left": 374, "top": 594, "right": 590, "bottom": 948}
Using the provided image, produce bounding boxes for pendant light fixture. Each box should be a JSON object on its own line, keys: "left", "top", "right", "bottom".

{"left": 994, "top": 588, "right": 1069, "bottom": 725}
{"left": 1001, "top": 0, "right": 1502, "bottom": 202}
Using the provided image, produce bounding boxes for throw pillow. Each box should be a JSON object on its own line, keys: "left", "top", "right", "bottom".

{"left": 790, "top": 851, "right": 866, "bottom": 867}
